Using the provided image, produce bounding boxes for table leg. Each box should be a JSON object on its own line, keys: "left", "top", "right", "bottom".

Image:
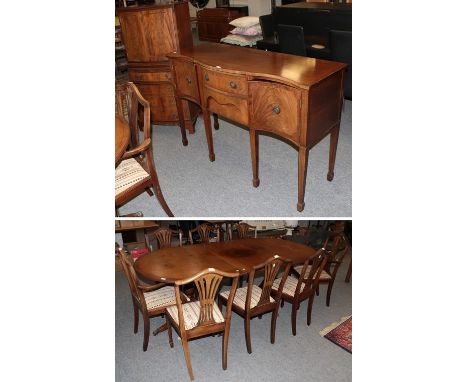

{"left": 175, "top": 97, "right": 188, "bottom": 146}
{"left": 202, "top": 108, "right": 215, "bottom": 162}
{"left": 327, "top": 124, "right": 340, "bottom": 181}
{"left": 249, "top": 129, "right": 260, "bottom": 187}
{"left": 297, "top": 146, "right": 309, "bottom": 212}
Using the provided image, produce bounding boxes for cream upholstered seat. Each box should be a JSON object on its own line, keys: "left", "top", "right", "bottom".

{"left": 294, "top": 265, "right": 332, "bottom": 280}
{"left": 166, "top": 300, "right": 224, "bottom": 330}
{"left": 115, "top": 158, "right": 151, "bottom": 197}
{"left": 272, "top": 275, "right": 305, "bottom": 297}
{"left": 219, "top": 285, "right": 274, "bottom": 310}
{"left": 143, "top": 286, "right": 179, "bottom": 312}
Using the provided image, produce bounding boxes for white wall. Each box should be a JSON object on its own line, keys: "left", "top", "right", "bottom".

{"left": 189, "top": 0, "right": 274, "bottom": 18}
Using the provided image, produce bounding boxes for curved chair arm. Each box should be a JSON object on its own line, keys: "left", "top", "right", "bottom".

{"left": 121, "top": 138, "right": 151, "bottom": 159}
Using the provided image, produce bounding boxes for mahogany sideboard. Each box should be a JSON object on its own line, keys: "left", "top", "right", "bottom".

{"left": 117, "top": 1, "right": 198, "bottom": 138}
{"left": 167, "top": 43, "right": 347, "bottom": 212}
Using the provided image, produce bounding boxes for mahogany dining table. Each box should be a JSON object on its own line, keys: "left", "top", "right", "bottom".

{"left": 115, "top": 113, "right": 130, "bottom": 164}
{"left": 134, "top": 238, "right": 319, "bottom": 283}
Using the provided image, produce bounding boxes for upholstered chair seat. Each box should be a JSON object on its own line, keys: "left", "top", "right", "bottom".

{"left": 272, "top": 275, "right": 305, "bottom": 297}
{"left": 219, "top": 285, "right": 274, "bottom": 310}
{"left": 166, "top": 301, "right": 224, "bottom": 330}
{"left": 293, "top": 265, "right": 332, "bottom": 280}
{"left": 115, "top": 158, "right": 151, "bottom": 197}
{"left": 144, "top": 286, "right": 180, "bottom": 312}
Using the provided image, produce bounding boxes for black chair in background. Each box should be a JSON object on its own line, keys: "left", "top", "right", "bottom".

{"left": 259, "top": 14, "right": 275, "bottom": 39}
{"left": 277, "top": 24, "right": 307, "bottom": 57}
{"left": 329, "top": 29, "right": 352, "bottom": 100}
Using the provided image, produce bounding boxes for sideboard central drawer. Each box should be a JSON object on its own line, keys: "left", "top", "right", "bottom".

{"left": 200, "top": 67, "right": 247, "bottom": 96}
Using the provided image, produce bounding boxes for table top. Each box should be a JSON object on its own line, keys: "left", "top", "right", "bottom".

{"left": 115, "top": 113, "right": 130, "bottom": 164}
{"left": 168, "top": 42, "right": 347, "bottom": 90}
{"left": 115, "top": 220, "right": 159, "bottom": 233}
{"left": 134, "top": 238, "right": 318, "bottom": 283}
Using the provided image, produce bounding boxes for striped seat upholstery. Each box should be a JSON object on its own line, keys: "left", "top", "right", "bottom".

{"left": 115, "top": 158, "right": 150, "bottom": 197}
{"left": 143, "top": 286, "right": 178, "bottom": 311}
{"left": 166, "top": 301, "right": 224, "bottom": 330}
{"left": 272, "top": 276, "right": 305, "bottom": 297}
{"left": 220, "top": 285, "right": 274, "bottom": 310}
{"left": 294, "top": 265, "right": 332, "bottom": 280}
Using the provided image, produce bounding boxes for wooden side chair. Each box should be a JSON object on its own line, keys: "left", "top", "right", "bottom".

{"left": 188, "top": 223, "right": 220, "bottom": 244}
{"left": 117, "top": 248, "right": 188, "bottom": 351}
{"left": 233, "top": 222, "right": 257, "bottom": 239}
{"left": 115, "top": 82, "right": 174, "bottom": 217}
{"left": 295, "top": 232, "right": 350, "bottom": 306}
{"left": 218, "top": 255, "right": 291, "bottom": 354}
{"left": 271, "top": 249, "right": 328, "bottom": 335}
{"left": 165, "top": 268, "right": 239, "bottom": 381}
{"left": 146, "top": 227, "right": 183, "bottom": 250}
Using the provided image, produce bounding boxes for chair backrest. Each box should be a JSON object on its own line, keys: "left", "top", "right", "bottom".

{"left": 295, "top": 248, "right": 328, "bottom": 297}
{"left": 117, "top": 248, "right": 146, "bottom": 310}
{"left": 323, "top": 231, "right": 349, "bottom": 277}
{"left": 115, "top": 81, "right": 150, "bottom": 149}
{"left": 246, "top": 255, "right": 291, "bottom": 313}
{"left": 188, "top": 223, "right": 220, "bottom": 244}
{"left": 277, "top": 24, "right": 307, "bottom": 57}
{"left": 235, "top": 223, "right": 257, "bottom": 239}
{"left": 174, "top": 268, "right": 239, "bottom": 332}
{"left": 148, "top": 227, "right": 183, "bottom": 249}
{"left": 259, "top": 14, "right": 275, "bottom": 38}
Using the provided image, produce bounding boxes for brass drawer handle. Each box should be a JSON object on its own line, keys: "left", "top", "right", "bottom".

{"left": 272, "top": 105, "right": 281, "bottom": 114}
{"left": 186, "top": 77, "right": 192, "bottom": 84}
{"left": 229, "top": 81, "right": 237, "bottom": 89}
{"left": 204, "top": 73, "right": 209, "bottom": 81}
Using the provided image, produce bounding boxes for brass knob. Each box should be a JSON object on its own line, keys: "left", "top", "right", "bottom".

{"left": 204, "top": 73, "right": 209, "bottom": 81}
{"left": 229, "top": 81, "right": 237, "bottom": 89}
{"left": 186, "top": 77, "right": 192, "bottom": 84}
{"left": 272, "top": 105, "right": 281, "bottom": 114}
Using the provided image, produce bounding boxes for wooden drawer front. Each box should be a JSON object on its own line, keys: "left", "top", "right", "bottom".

{"left": 249, "top": 81, "right": 302, "bottom": 143}
{"left": 136, "top": 83, "right": 178, "bottom": 122}
{"left": 203, "top": 87, "right": 248, "bottom": 126}
{"left": 172, "top": 60, "right": 199, "bottom": 102}
{"left": 129, "top": 70, "right": 172, "bottom": 83}
{"left": 201, "top": 67, "right": 247, "bottom": 96}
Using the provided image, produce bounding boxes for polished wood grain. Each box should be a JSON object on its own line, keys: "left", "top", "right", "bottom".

{"left": 134, "top": 238, "right": 319, "bottom": 283}
{"left": 168, "top": 43, "right": 347, "bottom": 211}
{"left": 115, "top": 114, "right": 130, "bottom": 164}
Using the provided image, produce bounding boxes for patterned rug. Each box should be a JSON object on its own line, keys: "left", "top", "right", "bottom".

{"left": 320, "top": 315, "right": 352, "bottom": 353}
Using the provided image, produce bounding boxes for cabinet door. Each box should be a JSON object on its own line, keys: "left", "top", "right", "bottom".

{"left": 248, "top": 81, "right": 302, "bottom": 144}
{"left": 120, "top": 8, "right": 177, "bottom": 62}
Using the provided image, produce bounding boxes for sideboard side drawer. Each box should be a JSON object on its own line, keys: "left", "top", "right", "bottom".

{"left": 248, "top": 81, "right": 302, "bottom": 143}
{"left": 200, "top": 67, "right": 248, "bottom": 96}
{"left": 172, "top": 59, "right": 200, "bottom": 102}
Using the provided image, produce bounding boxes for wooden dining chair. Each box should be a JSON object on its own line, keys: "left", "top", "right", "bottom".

{"left": 233, "top": 222, "right": 257, "bottom": 239}
{"left": 117, "top": 248, "right": 188, "bottom": 351}
{"left": 218, "top": 255, "right": 291, "bottom": 354}
{"left": 146, "top": 227, "right": 183, "bottom": 250}
{"left": 271, "top": 249, "right": 328, "bottom": 335}
{"left": 188, "top": 223, "right": 220, "bottom": 244}
{"left": 165, "top": 268, "right": 239, "bottom": 381}
{"left": 115, "top": 82, "right": 174, "bottom": 217}
{"left": 294, "top": 231, "right": 350, "bottom": 307}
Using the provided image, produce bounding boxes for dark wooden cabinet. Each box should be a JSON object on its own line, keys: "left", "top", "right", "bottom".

{"left": 117, "top": 1, "right": 198, "bottom": 132}
{"left": 197, "top": 6, "right": 249, "bottom": 42}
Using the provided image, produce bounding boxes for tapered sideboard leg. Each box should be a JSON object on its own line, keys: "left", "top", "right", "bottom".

{"left": 202, "top": 108, "right": 215, "bottom": 161}
{"left": 249, "top": 129, "right": 260, "bottom": 187}
{"left": 327, "top": 124, "right": 340, "bottom": 181}
{"left": 297, "top": 146, "right": 309, "bottom": 212}
{"left": 175, "top": 97, "right": 188, "bottom": 146}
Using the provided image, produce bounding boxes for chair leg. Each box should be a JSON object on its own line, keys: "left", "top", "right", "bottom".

{"left": 145, "top": 188, "right": 154, "bottom": 197}
{"left": 244, "top": 317, "right": 252, "bottom": 354}
{"left": 345, "top": 259, "right": 352, "bottom": 283}
{"left": 132, "top": 299, "right": 139, "bottom": 334}
{"left": 143, "top": 315, "right": 150, "bottom": 351}
{"left": 307, "top": 294, "right": 316, "bottom": 326}
{"left": 291, "top": 302, "right": 298, "bottom": 336}
{"left": 326, "top": 280, "right": 335, "bottom": 307}
{"left": 222, "top": 330, "right": 230, "bottom": 370}
{"left": 166, "top": 316, "right": 174, "bottom": 348}
{"left": 181, "top": 338, "right": 195, "bottom": 380}
{"left": 281, "top": 298, "right": 284, "bottom": 307}
{"left": 151, "top": 179, "right": 174, "bottom": 217}
{"left": 271, "top": 306, "right": 280, "bottom": 344}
